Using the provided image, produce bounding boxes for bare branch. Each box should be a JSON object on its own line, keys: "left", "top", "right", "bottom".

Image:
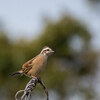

{"left": 15, "top": 78, "right": 49, "bottom": 100}
{"left": 38, "top": 78, "right": 49, "bottom": 100}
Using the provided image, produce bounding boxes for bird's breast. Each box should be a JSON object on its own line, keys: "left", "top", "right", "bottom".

{"left": 33, "top": 55, "right": 47, "bottom": 67}
{"left": 28, "top": 55, "right": 47, "bottom": 76}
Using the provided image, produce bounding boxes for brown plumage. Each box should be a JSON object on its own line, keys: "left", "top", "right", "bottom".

{"left": 11, "top": 46, "right": 54, "bottom": 78}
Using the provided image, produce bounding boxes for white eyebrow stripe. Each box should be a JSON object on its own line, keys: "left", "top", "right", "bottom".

{"left": 43, "top": 47, "right": 50, "bottom": 51}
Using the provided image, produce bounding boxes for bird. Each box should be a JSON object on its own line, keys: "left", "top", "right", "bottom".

{"left": 11, "top": 46, "right": 54, "bottom": 79}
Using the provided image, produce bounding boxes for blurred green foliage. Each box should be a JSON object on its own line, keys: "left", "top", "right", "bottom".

{"left": 0, "top": 16, "right": 98, "bottom": 100}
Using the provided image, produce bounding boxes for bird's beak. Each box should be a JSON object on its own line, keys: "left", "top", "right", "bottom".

{"left": 51, "top": 50, "right": 55, "bottom": 53}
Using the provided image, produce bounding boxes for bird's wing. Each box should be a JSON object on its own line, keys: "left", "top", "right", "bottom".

{"left": 21, "top": 57, "right": 36, "bottom": 74}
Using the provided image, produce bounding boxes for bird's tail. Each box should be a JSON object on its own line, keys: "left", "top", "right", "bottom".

{"left": 10, "top": 70, "right": 23, "bottom": 76}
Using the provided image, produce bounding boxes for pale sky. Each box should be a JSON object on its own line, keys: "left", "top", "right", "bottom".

{"left": 0, "top": 0, "right": 100, "bottom": 49}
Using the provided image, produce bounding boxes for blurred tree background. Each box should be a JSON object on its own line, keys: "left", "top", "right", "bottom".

{"left": 0, "top": 15, "right": 99, "bottom": 100}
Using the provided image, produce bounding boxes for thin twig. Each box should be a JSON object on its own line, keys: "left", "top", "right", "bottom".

{"left": 15, "top": 77, "right": 49, "bottom": 100}
{"left": 38, "top": 78, "right": 49, "bottom": 100}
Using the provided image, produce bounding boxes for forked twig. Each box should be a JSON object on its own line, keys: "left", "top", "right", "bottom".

{"left": 15, "top": 78, "right": 49, "bottom": 100}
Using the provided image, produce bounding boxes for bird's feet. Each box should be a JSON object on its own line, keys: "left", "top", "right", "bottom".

{"left": 31, "top": 76, "right": 38, "bottom": 80}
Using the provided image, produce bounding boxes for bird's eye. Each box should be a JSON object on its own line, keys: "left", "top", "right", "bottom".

{"left": 46, "top": 49, "right": 50, "bottom": 51}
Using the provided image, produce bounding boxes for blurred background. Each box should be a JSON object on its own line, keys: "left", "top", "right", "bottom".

{"left": 0, "top": 0, "right": 100, "bottom": 100}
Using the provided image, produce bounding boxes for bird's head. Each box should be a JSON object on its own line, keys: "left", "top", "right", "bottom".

{"left": 40, "top": 46, "right": 54, "bottom": 56}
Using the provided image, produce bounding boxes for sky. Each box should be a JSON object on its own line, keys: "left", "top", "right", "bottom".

{"left": 0, "top": 0, "right": 100, "bottom": 49}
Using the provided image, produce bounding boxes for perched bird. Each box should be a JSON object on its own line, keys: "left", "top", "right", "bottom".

{"left": 11, "top": 46, "right": 54, "bottom": 78}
